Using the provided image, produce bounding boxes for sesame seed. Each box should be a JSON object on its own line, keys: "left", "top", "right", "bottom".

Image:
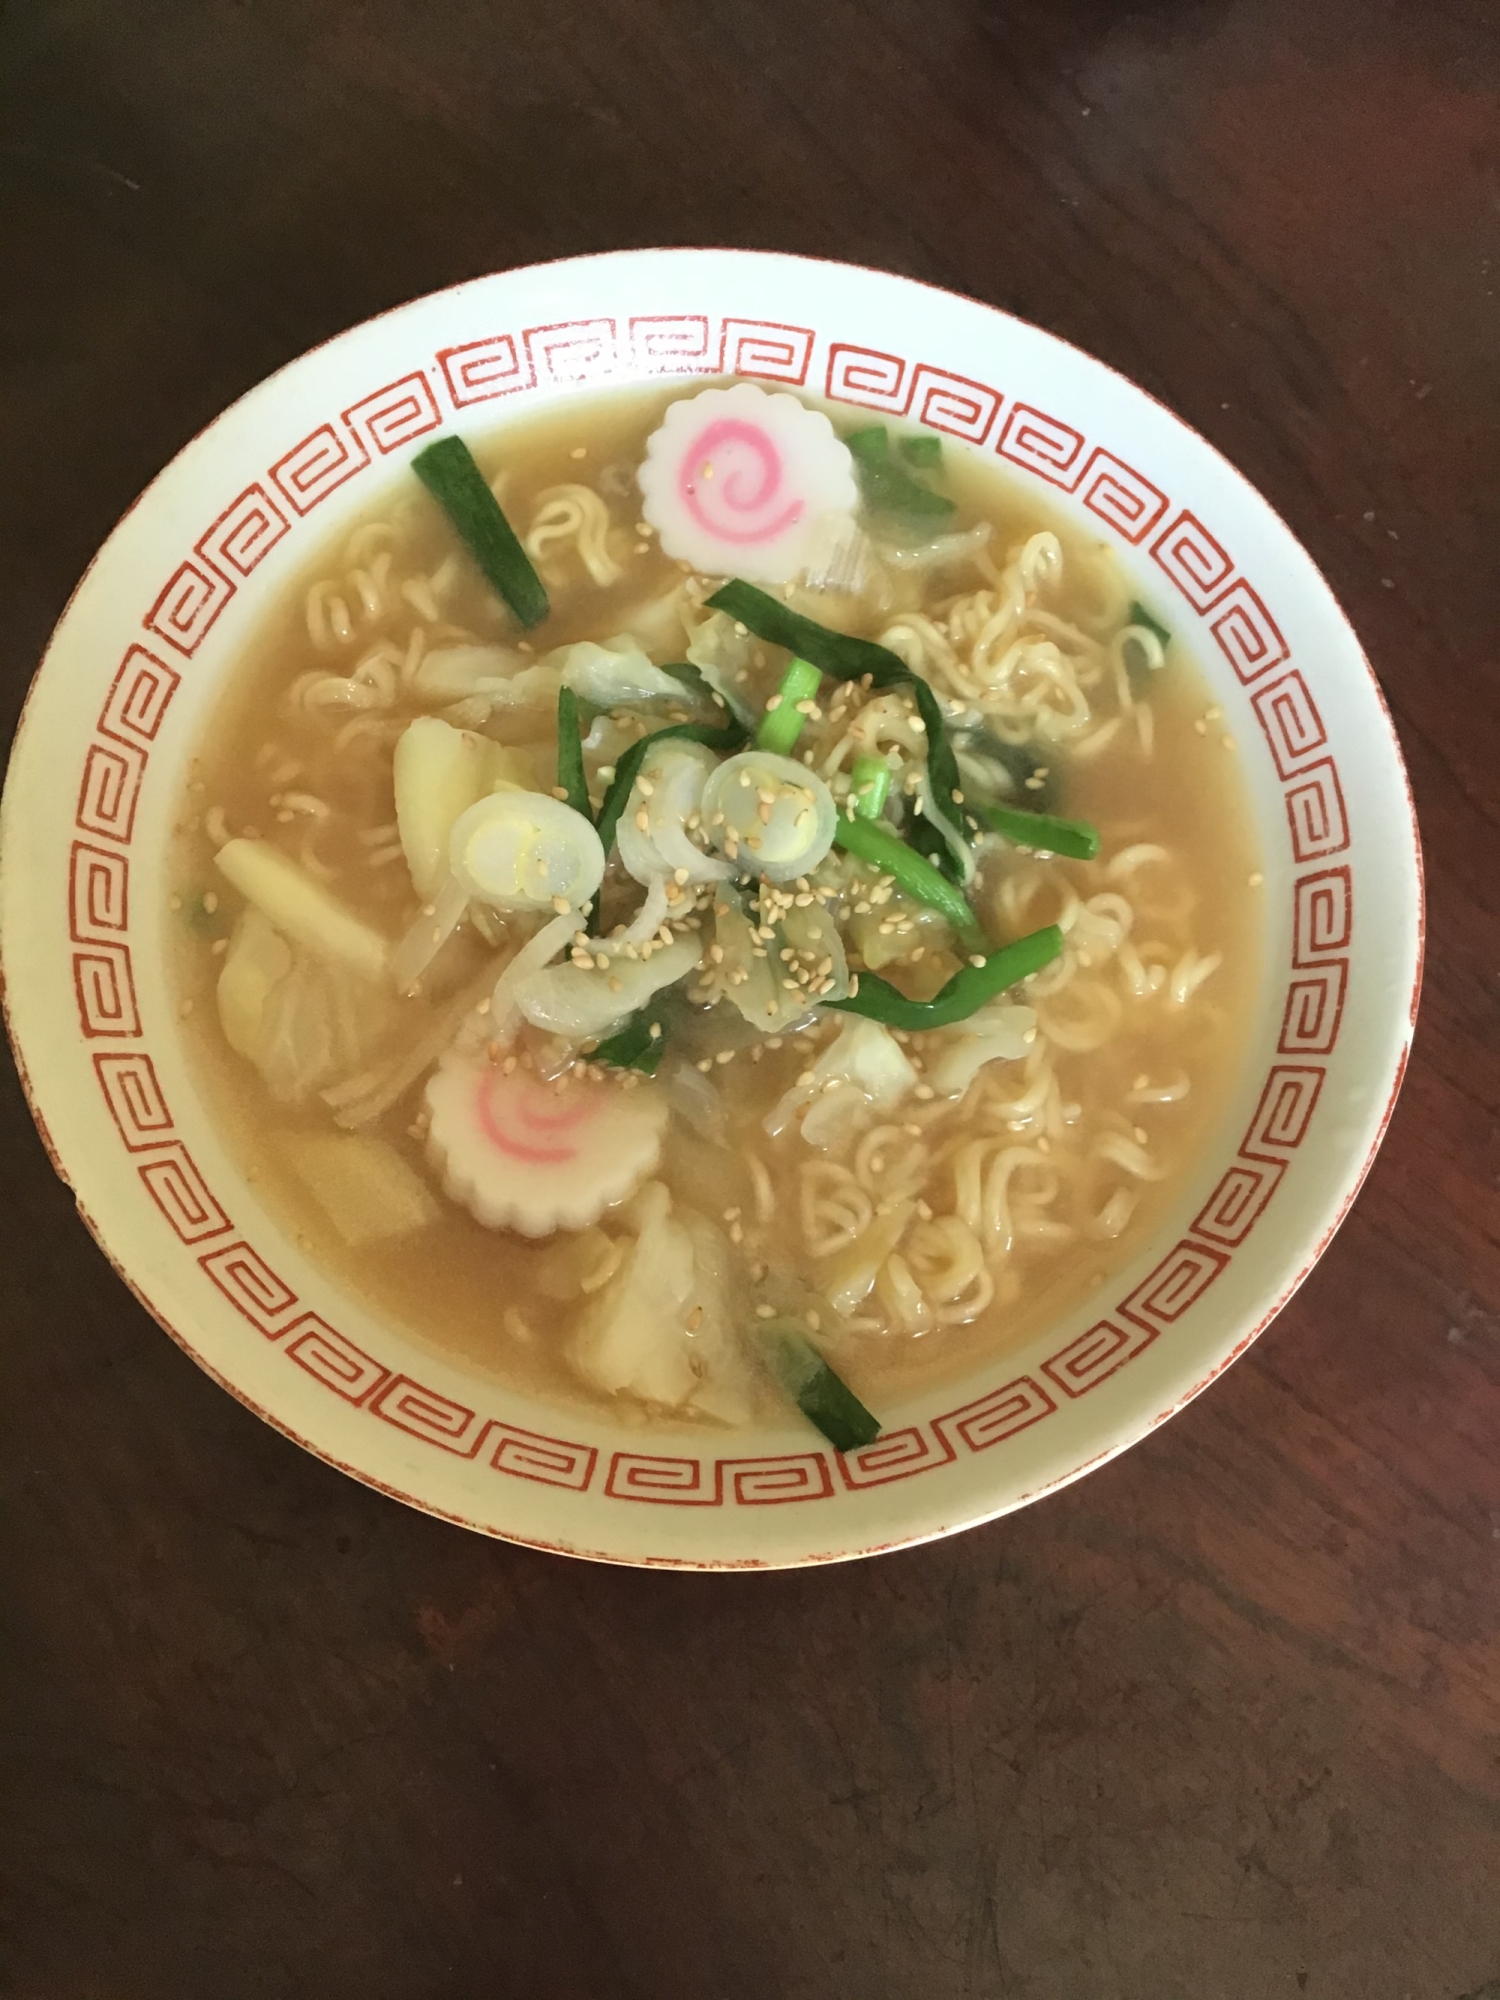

{"left": 754, "top": 1304, "right": 776, "bottom": 1320}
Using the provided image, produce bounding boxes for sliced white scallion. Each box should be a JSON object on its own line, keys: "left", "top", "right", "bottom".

{"left": 515, "top": 934, "right": 701, "bottom": 1042}
{"left": 449, "top": 791, "right": 605, "bottom": 913}
{"left": 700, "top": 751, "right": 837, "bottom": 884}
{"left": 615, "top": 740, "right": 733, "bottom": 887}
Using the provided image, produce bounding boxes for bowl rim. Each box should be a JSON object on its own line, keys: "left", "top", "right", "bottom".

{"left": 0, "top": 246, "right": 1425, "bottom": 1566}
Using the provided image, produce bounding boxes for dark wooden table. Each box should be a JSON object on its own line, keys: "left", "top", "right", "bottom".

{"left": 4, "top": 2, "right": 1499, "bottom": 1994}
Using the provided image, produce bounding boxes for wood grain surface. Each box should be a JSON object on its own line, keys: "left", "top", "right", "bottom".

{"left": 3, "top": 2, "right": 1498, "bottom": 1995}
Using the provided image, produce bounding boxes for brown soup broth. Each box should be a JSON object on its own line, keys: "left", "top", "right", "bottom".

{"left": 171, "top": 384, "right": 1262, "bottom": 1425}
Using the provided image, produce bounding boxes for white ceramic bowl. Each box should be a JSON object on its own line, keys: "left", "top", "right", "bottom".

{"left": 0, "top": 249, "right": 1422, "bottom": 1567}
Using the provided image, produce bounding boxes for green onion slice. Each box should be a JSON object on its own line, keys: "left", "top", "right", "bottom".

{"left": 850, "top": 754, "right": 891, "bottom": 820}
{"left": 830, "top": 924, "right": 1064, "bottom": 1030}
{"left": 555, "top": 687, "right": 590, "bottom": 821}
{"left": 755, "top": 657, "right": 822, "bottom": 755}
{"left": 593, "top": 1002, "right": 666, "bottom": 1075}
{"left": 763, "top": 1322, "right": 881, "bottom": 1453}
{"left": 413, "top": 436, "right": 549, "bottom": 629}
{"left": 969, "top": 799, "right": 1100, "bottom": 861}
{"left": 705, "top": 580, "right": 969, "bottom": 872}
{"left": 899, "top": 434, "right": 943, "bottom": 468}
{"left": 660, "top": 660, "right": 727, "bottom": 712}
{"left": 1128, "top": 600, "right": 1172, "bottom": 653}
{"left": 832, "top": 814, "right": 984, "bottom": 952}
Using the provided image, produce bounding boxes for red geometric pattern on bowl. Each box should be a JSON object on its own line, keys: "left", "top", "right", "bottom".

{"left": 1120, "top": 1240, "right": 1232, "bottom": 1332}
{"left": 1283, "top": 758, "right": 1350, "bottom": 861}
{"left": 932, "top": 1375, "right": 1058, "bottom": 1453}
{"left": 438, "top": 313, "right": 816, "bottom": 409}
{"left": 486, "top": 1423, "right": 598, "bottom": 1494}
{"left": 994, "top": 401, "right": 1086, "bottom": 484}
{"left": 92, "top": 1051, "right": 173, "bottom": 1151}
{"left": 1150, "top": 510, "right": 1235, "bottom": 609}
{"left": 837, "top": 1424, "right": 958, "bottom": 1489}
{"left": 136, "top": 1142, "right": 231, "bottom": 1244}
{"left": 100, "top": 646, "right": 181, "bottom": 747}
{"left": 1252, "top": 671, "right": 1329, "bottom": 779}
{"left": 1041, "top": 1320, "right": 1156, "bottom": 1399}
{"left": 1280, "top": 965, "right": 1348, "bottom": 1054}
{"left": 630, "top": 314, "right": 720, "bottom": 376}
{"left": 269, "top": 372, "right": 443, "bottom": 521}
{"left": 285, "top": 1315, "right": 391, "bottom": 1405}
{"left": 1208, "top": 579, "right": 1290, "bottom": 685}
{"left": 144, "top": 485, "right": 294, "bottom": 657}
{"left": 525, "top": 319, "right": 621, "bottom": 387}
{"left": 69, "top": 842, "right": 130, "bottom": 943}
{"left": 1242, "top": 1066, "right": 1326, "bottom": 1160}
{"left": 606, "top": 1453, "right": 723, "bottom": 1505}
{"left": 824, "top": 343, "right": 1001, "bottom": 441}
{"left": 198, "top": 483, "right": 292, "bottom": 581}
{"left": 199, "top": 1239, "right": 301, "bottom": 1336}
{"left": 72, "top": 941, "right": 139, "bottom": 1039}
{"left": 59, "top": 309, "right": 1363, "bottom": 1516}
{"left": 1294, "top": 867, "right": 1352, "bottom": 960}
{"left": 1192, "top": 1157, "right": 1288, "bottom": 1247}
{"left": 77, "top": 739, "right": 145, "bottom": 844}
{"left": 370, "top": 1375, "right": 487, "bottom": 1456}
{"left": 720, "top": 1454, "right": 834, "bottom": 1505}
{"left": 992, "top": 403, "right": 1172, "bottom": 545}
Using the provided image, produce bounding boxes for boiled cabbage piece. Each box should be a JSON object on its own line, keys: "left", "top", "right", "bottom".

{"left": 568, "top": 1183, "right": 757, "bottom": 1421}
{"left": 217, "top": 908, "right": 396, "bottom": 1104}
{"left": 765, "top": 1016, "right": 917, "bottom": 1147}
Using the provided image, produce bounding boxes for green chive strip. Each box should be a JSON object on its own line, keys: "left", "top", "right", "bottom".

{"left": 899, "top": 434, "right": 943, "bottom": 468}
{"left": 832, "top": 813, "right": 984, "bottom": 953}
{"left": 555, "top": 688, "right": 590, "bottom": 821}
{"left": 660, "top": 660, "right": 728, "bottom": 712}
{"left": 763, "top": 1322, "right": 881, "bottom": 1453}
{"left": 755, "top": 657, "right": 823, "bottom": 756}
{"left": 1128, "top": 601, "right": 1172, "bottom": 653}
{"left": 850, "top": 754, "right": 891, "bottom": 820}
{"left": 969, "top": 799, "right": 1100, "bottom": 862}
{"left": 705, "top": 580, "right": 967, "bottom": 864}
{"left": 593, "top": 1002, "right": 666, "bottom": 1075}
{"left": 830, "top": 924, "right": 1064, "bottom": 1030}
{"left": 413, "top": 436, "right": 549, "bottom": 629}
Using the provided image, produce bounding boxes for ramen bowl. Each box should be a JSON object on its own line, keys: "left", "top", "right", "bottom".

{"left": 0, "top": 249, "right": 1422, "bottom": 1567}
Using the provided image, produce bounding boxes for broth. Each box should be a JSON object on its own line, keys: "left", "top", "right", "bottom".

{"left": 171, "top": 382, "right": 1261, "bottom": 1434}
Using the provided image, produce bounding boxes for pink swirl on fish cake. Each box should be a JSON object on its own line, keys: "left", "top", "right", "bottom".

{"left": 677, "top": 418, "right": 805, "bottom": 547}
